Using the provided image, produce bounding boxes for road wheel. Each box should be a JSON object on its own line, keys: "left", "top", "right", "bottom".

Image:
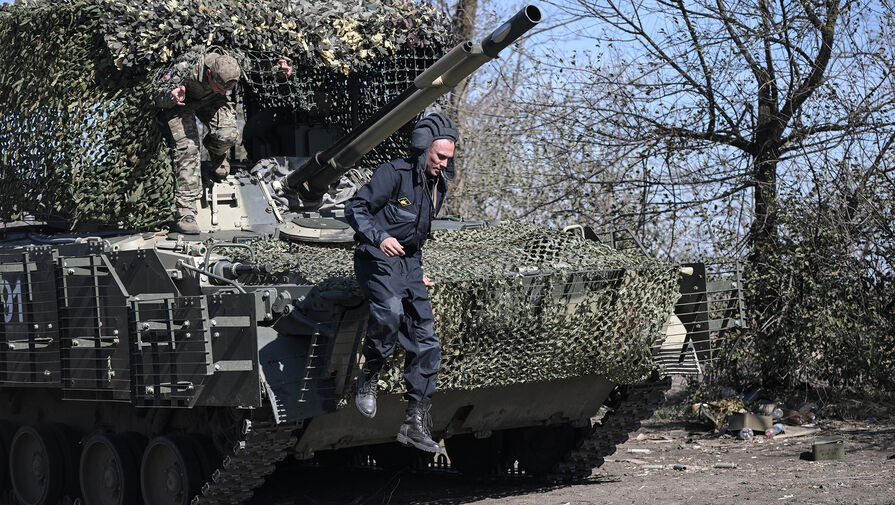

{"left": 9, "top": 425, "right": 65, "bottom": 505}
{"left": 0, "top": 420, "right": 18, "bottom": 501}
{"left": 80, "top": 432, "right": 142, "bottom": 505}
{"left": 140, "top": 435, "right": 203, "bottom": 505}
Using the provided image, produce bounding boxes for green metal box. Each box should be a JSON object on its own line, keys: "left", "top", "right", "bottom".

{"left": 812, "top": 436, "right": 844, "bottom": 461}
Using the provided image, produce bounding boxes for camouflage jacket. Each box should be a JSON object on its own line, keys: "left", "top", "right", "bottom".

{"left": 154, "top": 50, "right": 237, "bottom": 109}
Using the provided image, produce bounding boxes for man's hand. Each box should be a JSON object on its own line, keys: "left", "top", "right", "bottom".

{"left": 380, "top": 237, "right": 405, "bottom": 257}
{"left": 171, "top": 85, "right": 186, "bottom": 106}
{"left": 277, "top": 56, "right": 293, "bottom": 77}
{"left": 423, "top": 275, "right": 434, "bottom": 287}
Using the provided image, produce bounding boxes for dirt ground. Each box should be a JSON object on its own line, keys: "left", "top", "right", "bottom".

{"left": 255, "top": 418, "right": 895, "bottom": 505}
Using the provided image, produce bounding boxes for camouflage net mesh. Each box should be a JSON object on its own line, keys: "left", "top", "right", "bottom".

{"left": 0, "top": 0, "right": 452, "bottom": 228}
{"left": 251, "top": 222, "right": 681, "bottom": 389}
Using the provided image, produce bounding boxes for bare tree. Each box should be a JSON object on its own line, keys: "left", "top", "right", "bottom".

{"left": 544, "top": 0, "right": 895, "bottom": 259}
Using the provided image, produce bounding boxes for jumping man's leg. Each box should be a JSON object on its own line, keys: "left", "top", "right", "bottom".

{"left": 353, "top": 247, "right": 403, "bottom": 418}
{"left": 395, "top": 256, "right": 442, "bottom": 453}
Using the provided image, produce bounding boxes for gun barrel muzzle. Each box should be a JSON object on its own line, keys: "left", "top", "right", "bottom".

{"left": 482, "top": 5, "right": 542, "bottom": 58}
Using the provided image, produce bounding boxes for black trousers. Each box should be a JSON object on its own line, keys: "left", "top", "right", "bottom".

{"left": 354, "top": 244, "right": 441, "bottom": 403}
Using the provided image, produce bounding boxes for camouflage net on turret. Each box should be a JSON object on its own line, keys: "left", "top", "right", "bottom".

{"left": 251, "top": 222, "right": 681, "bottom": 390}
{"left": 0, "top": 0, "right": 452, "bottom": 228}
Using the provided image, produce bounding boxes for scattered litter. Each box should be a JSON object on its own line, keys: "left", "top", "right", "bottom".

{"left": 635, "top": 433, "right": 676, "bottom": 442}
{"left": 756, "top": 402, "right": 777, "bottom": 415}
{"left": 778, "top": 495, "right": 794, "bottom": 500}
{"left": 672, "top": 464, "right": 687, "bottom": 471}
{"left": 728, "top": 413, "right": 773, "bottom": 432}
{"left": 692, "top": 444, "right": 702, "bottom": 449}
{"left": 765, "top": 423, "right": 785, "bottom": 437}
{"left": 771, "top": 426, "right": 819, "bottom": 440}
{"left": 713, "top": 462, "right": 738, "bottom": 469}
{"left": 642, "top": 464, "right": 666, "bottom": 469}
{"left": 738, "top": 428, "right": 754, "bottom": 440}
{"left": 627, "top": 448, "right": 651, "bottom": 454}
{"left": 618, "top": 458, "right": 649, "bottom": 465}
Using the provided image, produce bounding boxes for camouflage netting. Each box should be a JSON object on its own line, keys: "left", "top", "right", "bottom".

{"left": 0, "top": 0, "right": 452, "bottom": 228}
{"left": 250, "top": 222, "right": 681, "bottom": 390}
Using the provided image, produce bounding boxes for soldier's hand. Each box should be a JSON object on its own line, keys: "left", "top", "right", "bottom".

{"left": 380, "top": 237, "right": 405, "bottom": 257}
{"left": 277, "top": 56, "right": 293, "bottom": 77}
{"left": 172, "top": 85, "right": 186, "bottom": 106}
{"left": 423, "top": 276, "right": 434, "bottom": 287}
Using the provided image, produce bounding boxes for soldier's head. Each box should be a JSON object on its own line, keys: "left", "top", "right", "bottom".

{"left": 205, "top": 53, "right": 241, "bottom": 95}
{"left": 410, "top": 113, "right": 458, "bottom": 179}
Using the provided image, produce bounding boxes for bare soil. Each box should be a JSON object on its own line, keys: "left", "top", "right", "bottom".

{"left": 255, "top": 419, "right": 895, "bottom": 505}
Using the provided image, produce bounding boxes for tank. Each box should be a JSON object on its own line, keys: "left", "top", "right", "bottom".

{"left": 0, "top": 2, "right": 696, "bottom": 505}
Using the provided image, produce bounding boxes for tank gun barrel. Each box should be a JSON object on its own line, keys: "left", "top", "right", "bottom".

{"left": 284, "top": 5, "right": 542, "bottom": 203}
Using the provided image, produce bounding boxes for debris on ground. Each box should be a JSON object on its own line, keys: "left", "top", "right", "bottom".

{"left": 692, "top": 387, "right": 823, "bottom": 439}
{"left": 635, "top": 433, "right": 675, "bottom": 442}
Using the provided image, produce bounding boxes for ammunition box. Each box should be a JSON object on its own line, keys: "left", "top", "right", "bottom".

{"left": 812, "top": 436, "right": 844, "bottom": 461}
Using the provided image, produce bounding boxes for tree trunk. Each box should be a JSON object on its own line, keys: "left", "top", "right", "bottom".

{"left": 445, "top": 0, "right": 478, "bottom": 217}
{"left": 750, "top": 147, "right": 779, "bottom": 265}
{"left": 448, "top": 0, "right": 478, "bottom": 118}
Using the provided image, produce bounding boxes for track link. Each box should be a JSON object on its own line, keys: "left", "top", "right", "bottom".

{"left": 549, "top": 375, "right": 672, "bottom": 481}
{"left": 192, "top": 420, "right": 299, "bottom": 505}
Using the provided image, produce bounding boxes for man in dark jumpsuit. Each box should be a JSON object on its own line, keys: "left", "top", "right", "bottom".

{"left": 345, "top": 113, "right": 457, "bottom": 453}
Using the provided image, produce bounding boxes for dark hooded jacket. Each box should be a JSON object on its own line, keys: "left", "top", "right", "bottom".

{"left": 344, "top": 155, "right": 447, "bottom": 257}
{"left": 346, "top": 113, "right": 458, "bottom": 257}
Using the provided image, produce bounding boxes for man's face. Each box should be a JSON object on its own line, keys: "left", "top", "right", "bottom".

{"left": 426, "top": 139, "right": 455, "bottom": 178}
{"left": 206, "top": 69, "right": 236, "bottom": 96}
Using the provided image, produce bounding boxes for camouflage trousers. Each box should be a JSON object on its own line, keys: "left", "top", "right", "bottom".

{"left": 161, "top": 96, "right": 238, "bottom": 217}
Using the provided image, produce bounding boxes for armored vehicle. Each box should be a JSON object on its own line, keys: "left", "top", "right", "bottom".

{"left": 0, "top": 1, "right": 722, "bottom": 505}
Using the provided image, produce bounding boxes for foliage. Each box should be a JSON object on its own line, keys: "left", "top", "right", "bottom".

{"left": 746, "top": 192, "right": 895, "bottom": 392}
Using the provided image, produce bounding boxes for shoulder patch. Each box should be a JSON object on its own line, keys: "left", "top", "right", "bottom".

{"left": 397, "top": 197, "right": 412, "bottom": 206}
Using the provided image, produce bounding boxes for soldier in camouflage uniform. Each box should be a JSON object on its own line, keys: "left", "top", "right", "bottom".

{"left": 156, "top": 50, "right": 292, "bottom": 234}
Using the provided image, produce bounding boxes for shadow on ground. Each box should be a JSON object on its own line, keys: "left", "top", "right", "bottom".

{"left": 248, "top": 458, "right": 612, "bottom": 505}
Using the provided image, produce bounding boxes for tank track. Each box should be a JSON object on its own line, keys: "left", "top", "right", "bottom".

{"left": 548, "top": 375, "right": 672, "bottom": 481}
{"left": 192, "top": 420, "right": 299, "bottom": 505}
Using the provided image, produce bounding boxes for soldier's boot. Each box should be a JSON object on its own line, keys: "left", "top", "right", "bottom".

{"left": 173, "top": 214, "right": 200, "bottom": 235}
{"left": 355, "top": 367, "right": 379, "bottom": 419}
{"left": 208, "top": 154, "right": 230, "bottom": 182}
{"left": 396, "top": 400, "right": 442, "bottom": 453}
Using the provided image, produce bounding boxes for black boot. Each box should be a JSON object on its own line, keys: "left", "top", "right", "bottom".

{"left": 355, "top": 368, "right": 378, "bottom": 418}
{"left": 397, "top": 400, "right": 442, "bottom": 453}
